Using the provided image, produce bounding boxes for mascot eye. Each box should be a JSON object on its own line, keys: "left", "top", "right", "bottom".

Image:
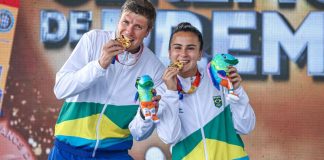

{"left": 222, "top": 54, "right": 227, "bottom": 59}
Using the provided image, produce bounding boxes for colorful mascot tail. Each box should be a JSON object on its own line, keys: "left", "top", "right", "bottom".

{"left": 134, "top": 75, "right": 159, "bottom": 123}
{"left": 207, "top": 53, "right": 240, "bottom": 102}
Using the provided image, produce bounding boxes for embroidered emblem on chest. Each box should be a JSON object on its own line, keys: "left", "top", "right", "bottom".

{"left": 213, "top": 96, "right": 222, "bottom": 108}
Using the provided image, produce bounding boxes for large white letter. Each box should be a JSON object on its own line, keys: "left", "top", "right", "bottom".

{"left": 40, "top": 10, "right": 67, "bottom": 43}
{"left": 213, "top": 11, "right": 257, "bottom": 75}
{"left": 69, "top": 11, "right": 92, "bottom": 44}
{"left": 263, "top": 12, "right": 324, "bottom": 76}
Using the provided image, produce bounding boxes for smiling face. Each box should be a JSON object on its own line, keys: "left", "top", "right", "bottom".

{"left": 117, "top": 11, "right": 150, "bottom": 53}
{"left": 169, "top": 31, "right": 202, "bottom": 78}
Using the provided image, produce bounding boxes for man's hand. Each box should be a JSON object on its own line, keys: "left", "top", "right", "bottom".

{"left": 228, "top": 66, "right": 242, "bottom": 90}
{"left": 163, "top": 67, "right": 179, "bottom": 91}
{"left": 99, "top": 40, "right": 124, "bottom": 69}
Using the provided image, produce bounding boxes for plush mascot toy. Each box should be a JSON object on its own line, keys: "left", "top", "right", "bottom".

{"left": 207, "top": 53, "right": 240, "bottom": 101}
{"left": 134, "top": 75, "right": 159, "bottom": 123}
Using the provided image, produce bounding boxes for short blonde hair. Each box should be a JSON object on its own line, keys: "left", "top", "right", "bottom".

{"left": 121, "top": 0, "right": 156, "bottom": 30}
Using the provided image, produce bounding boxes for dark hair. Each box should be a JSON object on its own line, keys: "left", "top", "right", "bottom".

{"left": 121, "top": 0, "right": 156, "bottom": 30}
{"left": 168, "top": 22, "right": 203, "bottom": 51}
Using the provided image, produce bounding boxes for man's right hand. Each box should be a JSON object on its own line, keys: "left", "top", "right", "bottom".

{"left": 99, "top": 40, "right": 124, "bottom": 69}
{"left": 162, "top": 67, "right": 179, "bottom": 91}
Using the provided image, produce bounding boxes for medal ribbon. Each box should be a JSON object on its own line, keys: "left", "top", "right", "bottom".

{"left": 111, "top": 44, "right": 143, "bottom": 66}
{"left": 177, "top": 71, "right": 201, "bottom": 100}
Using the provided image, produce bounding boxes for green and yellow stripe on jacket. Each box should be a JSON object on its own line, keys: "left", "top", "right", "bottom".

{"left": 54, "top": 102, "right": 138, "bottom": 150}
{"left": 172, "top": 106, "right": 249, "bottom": 160}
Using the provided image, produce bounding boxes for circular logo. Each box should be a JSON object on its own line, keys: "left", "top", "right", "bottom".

{"left": 0, "top": 9, "right": 14, "bottom": 32}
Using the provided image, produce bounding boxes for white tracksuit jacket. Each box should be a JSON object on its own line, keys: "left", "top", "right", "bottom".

{"left": 53, "top": 29, "right": 165, "bottom": 156}
{"left": 155, "top": 67, "right": 256, "bottom": 160}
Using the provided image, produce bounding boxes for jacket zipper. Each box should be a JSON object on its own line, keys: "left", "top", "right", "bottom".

{"left": 92, "top": 60, "right": 125, "bottom": 157}
{"left": 92, "top": 104, "right": 108, "bottom": 157}
{"left": 193, "top": 93, "right": 209, "bottom": 160}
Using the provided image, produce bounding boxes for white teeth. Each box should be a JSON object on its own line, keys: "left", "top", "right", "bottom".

{"left": 179, "top": 60, "right": 189, "bottom": 64}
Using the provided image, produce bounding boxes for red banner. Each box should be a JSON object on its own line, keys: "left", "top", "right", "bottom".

{"left": 0, "top": 0, "right": 19, "bottom": 8}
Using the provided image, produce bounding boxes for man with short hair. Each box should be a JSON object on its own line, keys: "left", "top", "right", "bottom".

{"left": 48, "top": 0, "right": 164, "bottom": 159}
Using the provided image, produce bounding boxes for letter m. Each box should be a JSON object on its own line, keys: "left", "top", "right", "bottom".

{"left": 262, "top": 12, "right": 324, "bottom": 76}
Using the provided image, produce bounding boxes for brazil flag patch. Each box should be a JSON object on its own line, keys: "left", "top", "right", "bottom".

{"left": 213, "top": 96, "right": 222, "bottom": 108}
